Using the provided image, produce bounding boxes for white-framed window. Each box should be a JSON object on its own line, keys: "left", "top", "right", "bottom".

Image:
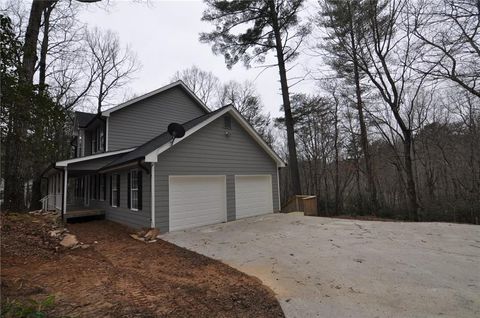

{"left": 99, "top": 128, "right": 105, "bottom": 151}
{"left": 111, "top": 174, "right": 118, "bottom": 207}
{"left": 91, "top": 130, "right": 97, "bottom": 154}
{"left": 130, "top": 170, "right": 139, "bottom": 211}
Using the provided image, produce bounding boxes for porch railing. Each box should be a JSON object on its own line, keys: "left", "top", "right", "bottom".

{"left": 40, "top": 194, "right": 62, "bottom": 211}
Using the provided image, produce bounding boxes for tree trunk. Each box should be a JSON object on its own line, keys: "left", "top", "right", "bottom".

{"left": 39, "top": 3, "right": 55, "bottom": 90}
{"left": 30, "top": 177, "right": 43, "bottom": 210}
{"left": 3, "top": 0, "right": 56, "bottom": 211}
{"left": 268, "top": 0, "right": 302, "bottom": 196}
{"left": 348, "top": 7, "right": 379, "bottom": 215}
{"left": 334, "top": 98, "right": 340, "bottom": 215}
{"left": 3, "top": 111, "right": 27, "bottom": 211}
{"left": 403, "top": 133, "right": 420, "bottom": 221}
{"left": 22, "top": 0, "right": 51, "bottom": 83}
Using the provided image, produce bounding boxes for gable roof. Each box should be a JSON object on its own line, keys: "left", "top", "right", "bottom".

{"left": 75, "top": 111, "right": 96, "bottom": 128}
{"left": 100, "top": 105, "right": 285, "bottom": 171}
{"left": 101, "top": 80, "right": 210, "bottom": 117}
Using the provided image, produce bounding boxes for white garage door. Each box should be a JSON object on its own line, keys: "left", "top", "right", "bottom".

{"left": 169, "top": 176, "right": 226, "bottom": 231}
{"left": 235, "top": 175, "right": 273, "bottom": 219}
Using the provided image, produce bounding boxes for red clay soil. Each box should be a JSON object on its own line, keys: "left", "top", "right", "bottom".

{"left": 1, "top": 213, "right": 284, "bottom": 317}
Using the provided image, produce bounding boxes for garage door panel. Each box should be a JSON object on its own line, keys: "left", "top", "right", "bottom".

{"left": 169, "top": 176, "right": 226, "bottom": 231}
{"left": 235, "top": 175, "right": 273, "bottom": 219}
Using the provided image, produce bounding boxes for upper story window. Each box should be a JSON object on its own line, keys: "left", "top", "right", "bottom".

{"left": 91, "top": 131, "right": 97, "bottom": 154}
{"left": 99, "top": 129, "right": 105, "bottom": 151}
{"left": 91, "top": 126, "right": 105, "bottom": 154}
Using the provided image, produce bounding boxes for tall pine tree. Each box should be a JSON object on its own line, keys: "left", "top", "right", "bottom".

{"left": 320, "top": 0, "right": 379, "bottom": 214}
{"left": 200, "top": 0, "right": 311, "bottom": 197}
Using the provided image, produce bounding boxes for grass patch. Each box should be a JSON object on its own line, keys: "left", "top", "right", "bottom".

{"left": 1, "top": 295, "right": 56, "bottom": 318}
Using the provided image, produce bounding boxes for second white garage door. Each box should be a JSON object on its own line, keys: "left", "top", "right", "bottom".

{"left": 169, "top": 176, "right": 226, "bottom": 231}
{"left": 235, "top": 175, "right": 273, "bottom": 219}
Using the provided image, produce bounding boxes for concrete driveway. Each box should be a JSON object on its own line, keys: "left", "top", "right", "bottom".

{"left": 163, "top": 213, "right": 480, "bottom": 318}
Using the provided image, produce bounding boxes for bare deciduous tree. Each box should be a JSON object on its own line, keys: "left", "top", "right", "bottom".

{"left": 355, "top": 0, "right": 425, "bottom": 221}
{"left": 218, "top": 80, "right": 274, "bottom": 145}
{"left": 171, "top": 65, "right": 220, "bottom": 107}
{"left": 85, "top": 27, "right": 139, "bottom": 113}
{"left": 413, "top": 0, "right": 480, "bottom": 98}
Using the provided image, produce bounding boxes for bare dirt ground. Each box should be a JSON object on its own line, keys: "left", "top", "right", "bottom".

{"left": 1, "top": 213, "right": 284, "bottom": 318}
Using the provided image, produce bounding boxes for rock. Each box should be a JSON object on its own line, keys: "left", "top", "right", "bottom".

{"left": 136, "top": 229, "right": 147, "bottom": 237}
{"left": 60, "top": 234, "right": 78, "bottom": 248}
{"left": 144, "top": 228, "right": 160, "bottom": 240}
{"left": 94, "top": 241, "right": 98, "bottom": 244}
{"left": 81, "top": 244, "right": 90, "bottom": 249}
{"left": 130, "top": 234, "right": 145, "bottom": 242}
{"left": 49, "top": 230, "right": 63, "bottom": 237}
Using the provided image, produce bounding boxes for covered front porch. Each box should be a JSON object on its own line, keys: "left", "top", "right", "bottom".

{"left": 42, "top": 150, "right": 129, "bottom": 220}
{"left": 42, "top": 171, "right": 106, "bottom": 220}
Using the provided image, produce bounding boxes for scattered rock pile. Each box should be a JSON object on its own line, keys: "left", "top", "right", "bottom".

{"left": 130, "top": 228, "right": 160, "bottom": 243}
{"left": 50, "top": 229, "right": 90, "bottom": 249}
{"left": 1, "top": 212, "right": 91, "bottom": 259}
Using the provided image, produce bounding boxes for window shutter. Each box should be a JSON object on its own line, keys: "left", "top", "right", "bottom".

{"left": 109, "top": 175, "right": 113, "bottom": 206}
{"left": 138, "top": 171, "right": 143, "bottom": 210}
{"left": 97, "top": 175, "right": 100, "bottom": 199}
{"left": 90, "top": 176, "right": 93, "bottom": 199}
{"left": 103, "top": 174, "right": 107, "bottom": 201}
{"left": 116, "top": 174, "right": 120, "bottom": 207}
{"left": 127, "top": 172, "right": 131, "bottom": 209}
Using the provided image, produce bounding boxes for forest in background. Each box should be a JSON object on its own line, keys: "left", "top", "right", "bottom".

{"left": 1, "top": 0, "right": 479, "bottom": 224}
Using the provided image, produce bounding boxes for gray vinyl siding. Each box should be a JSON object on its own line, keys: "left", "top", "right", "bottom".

{"left": 154, "top": 115, "right": 279, "bottom": 233}
{"left": 226, "top": 175, "right": 235, "bottom": 222}
{"left": 105, "top": 168, "right": 151, "bottom": 229}
{"left": 108, "top": 86, "right": 207, "bottom": 151}
{"left": 88, "top": 199, "right": 106, "bottom": 210}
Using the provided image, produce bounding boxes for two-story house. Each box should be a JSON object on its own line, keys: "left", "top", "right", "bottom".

{"left": 42, "top": 81, "right": 284, "bottom": 233}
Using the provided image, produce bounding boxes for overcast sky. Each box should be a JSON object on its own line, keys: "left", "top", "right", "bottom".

{"left": 77, "top": 0, "right": 319, "bottom": 117}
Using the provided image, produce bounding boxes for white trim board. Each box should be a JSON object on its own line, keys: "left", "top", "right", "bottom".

{"left": 55, "top": 148, "right": 136, "bottom": 167}
{"left": 101, "top": 81, "right": 210, "bottom": 117}
{"left": 144, "top": 106, "right": 286, "bottom": 167}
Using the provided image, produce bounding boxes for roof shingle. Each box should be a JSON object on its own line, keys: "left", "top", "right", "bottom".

{"left": 75, "top": 111, "right": 97, "bottom": 128}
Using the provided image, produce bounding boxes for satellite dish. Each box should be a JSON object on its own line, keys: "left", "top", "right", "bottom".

{"left": 168, "top": 123, "right": 185, "bottom": 145}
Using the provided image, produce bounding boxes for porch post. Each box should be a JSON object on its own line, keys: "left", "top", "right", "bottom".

{"left": 63, "top": 167, "right": 68, "bottom": 220}
{"left": 150, "top": 163, "right": 155, "bottom": 228}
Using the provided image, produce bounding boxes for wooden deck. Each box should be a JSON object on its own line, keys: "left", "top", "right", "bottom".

{"left": 64, "top": 209, "right": 105, "bottom": 220}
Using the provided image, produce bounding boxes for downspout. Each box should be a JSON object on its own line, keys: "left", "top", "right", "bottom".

{"left": 105, "top": 117, "right": 109, "bottom": 151}
{"left": 150, "top": 163, "right": 156, "bottom": 229}
{"left": 277, "top": 166, "right": 281, "bottom": 212}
